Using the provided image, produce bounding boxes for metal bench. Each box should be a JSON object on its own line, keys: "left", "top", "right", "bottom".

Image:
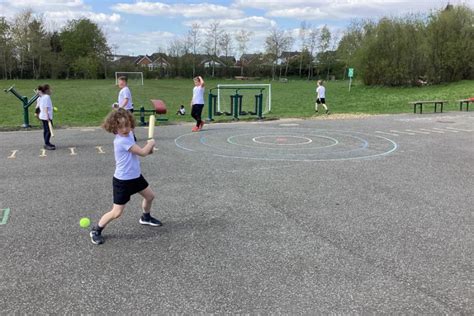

{"left": 458, "top": 99, "right": 474, "bottom": 111}
{"left": 409, "top": 100, "right": 448, "bottom": 114}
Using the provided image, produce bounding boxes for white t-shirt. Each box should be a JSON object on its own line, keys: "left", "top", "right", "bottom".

{"left": 192, "top": 86, "right": 205, "bottom": 105}
{"left": 113, "top": 131, "right": 141, "bottom": 180}
{"left": 316, "top": 86, "right": 326, "bottom": 99}
{"left": 38, "top": 95, "right": 53, "bottom": 121}
{"left": 118, "top": 87, "right": 133, "bottom": 110}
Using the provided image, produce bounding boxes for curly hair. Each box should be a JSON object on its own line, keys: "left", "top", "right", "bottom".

{"left": 102, "top": 108, "right": 136, "bottom": 134}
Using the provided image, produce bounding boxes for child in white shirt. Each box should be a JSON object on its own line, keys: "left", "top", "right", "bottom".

{"left": 90, "top": 109, "right": 161, "bottom": 245}
{"left": 190, "top": 76, "right": 205, "bottom": 131}
{"left": 315, "top": 80, "right": 329, "bottom": 114}
{"left": 37, "top": 84, "right": 55, "bottom": 150}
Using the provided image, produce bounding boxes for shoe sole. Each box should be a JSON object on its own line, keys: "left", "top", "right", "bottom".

{"left": 89, "top": 231, "right": 103, "bottom": 245}
{"left": 139, "top": 219, "right": 162, "bottom": 227}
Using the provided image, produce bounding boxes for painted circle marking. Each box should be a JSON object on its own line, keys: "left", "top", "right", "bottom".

{"left": 252, "top": 135, "right": 313, "bottom": 146}
{"left": 174, "top": 127, "right": 398, "bottom": 162}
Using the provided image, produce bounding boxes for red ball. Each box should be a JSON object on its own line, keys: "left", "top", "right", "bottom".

{"left": 151, "top": 99, "right": 167, "bottom": 114}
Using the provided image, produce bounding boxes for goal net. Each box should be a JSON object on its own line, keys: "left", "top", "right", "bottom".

{"left": 217, "top": 84, "right": 272, "bottom": 115}
{"left": 115, "top": 72, "right": 144, "bottom": 85}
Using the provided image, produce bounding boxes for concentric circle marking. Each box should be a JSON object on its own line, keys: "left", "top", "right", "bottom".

{"left": 252, "top": 135, "right": 313, "bottom": 146}
{"left": 174, "top": 127, "right": 398, "bottom": 162}
{"left": 226, "top": 133, "right": 339, "bottom": 151}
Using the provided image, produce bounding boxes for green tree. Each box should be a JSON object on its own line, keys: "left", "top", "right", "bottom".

{"left": 426, "top": 5, "right": 474, "bottom": 83}
{"left": 60, "top": 18, "right": 110, "bottom": 79}
{"left": 265, "top": 28, "right": 292, "bottom": 80}
{"left": 0, "top": 17, "right": 13, "bottom": 79}
{"left": 28, "top": 18, "right": 51, "bottom": 79}
{"left": 317, "top": 25, "right": 332, "bottom": 79}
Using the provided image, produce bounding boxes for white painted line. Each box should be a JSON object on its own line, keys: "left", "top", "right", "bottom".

{"left": 433, "top": 127, "right": 458, "bottom": 133}
{"left": 80, "top": 128, "right": 96, "bottom": 132}
{"left": 95, "top": 146, "right": 105, "bottom": 154}
{"left": 446, "top": 127, "right": 473, "bottom": 132}
{"left": 420, "top": 128, "right": 444, "bottom": 134}
{"left": 390, "top": 130, "right": 415, "bottom": 135}
{"left": 406, "top": 129, "right": 430, "bottom": 135}
{"left": 39, "top": 149, "right": 47, "bottom": 157}
{"left": 279, "top": 123, "right": 300, "bottom": 127}
{"left": 8, "top": 150, "right": 18, "bottom": 159}
{"left": 375, "top": 131, "right": 399, "bottom": 136}
{"left": 252, "top": 135, "right": 313, "bottom": 146}
{"left": 69, "top": 147, "right": 77, "bottom": 155}
{"left": 0, "top": 208, "right": 10, "bottom": 225}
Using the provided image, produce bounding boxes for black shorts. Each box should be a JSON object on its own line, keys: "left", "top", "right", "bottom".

{"left": 316, "top": 98, "right": 326, "bottom": 104}
{"left": 113, "top": 175, "right": 149, "bottom": 205}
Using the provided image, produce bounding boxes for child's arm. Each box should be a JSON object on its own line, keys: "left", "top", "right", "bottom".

{"left": 120, "top": 98, "right": 129, "bottom": 108}
{"left": 129, "top": 139, "right": 155, "bottom": 157}
{"left": 199, "top": 76, "right": 205, "bottom": 87}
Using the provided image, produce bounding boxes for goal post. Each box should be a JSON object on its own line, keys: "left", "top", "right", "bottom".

{"left": 216, "top": 84, "right": 272, "bottom": 114}
{"left": 115, "top": 72, "right": 144, "bottom": 85}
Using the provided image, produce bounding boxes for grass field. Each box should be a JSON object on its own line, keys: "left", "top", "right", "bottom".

{"left": 0, "top": 79, "right": 472, "bottom": 128}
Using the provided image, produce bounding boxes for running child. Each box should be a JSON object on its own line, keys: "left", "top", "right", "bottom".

{"left": 90, "top": 108, "right": 161, "bottom": 245}
{"left": 37, "top": 84, "right": 55, "bottom": 150}
{"left": 190, "top": 76, "right": 205, "bottom": 132}
{"left": 315, "top": 80, "right": 329, "bottom": 114}
{"left": 117, "top": 76, "right": 133, "bottom": 112}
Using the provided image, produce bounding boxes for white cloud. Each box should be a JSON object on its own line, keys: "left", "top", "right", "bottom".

{"left": 233, "top": 0, "right": 471, "bottom": 20}
{"left": 0, "top": 0, "right": 121, "bottom": 33}
{"left": 4, "top": 0, "right": 88, "bottom": 11}
{"left": 184, "top": 16, "right": 276, "bottom": 30}
{"left": 109, "top": 31, "right": 176, "bottom": 55}
{"left": 113, "top": 1, "right": 244, "bottom": 18}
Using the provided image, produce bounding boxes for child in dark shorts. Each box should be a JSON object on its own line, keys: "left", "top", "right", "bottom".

{"left": 90, "top": 108, "right": 161, "bottom": 245}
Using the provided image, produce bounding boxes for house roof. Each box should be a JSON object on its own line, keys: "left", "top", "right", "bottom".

{"left": 112, "top": 55, "right": 139, "bottom": 65}
{"left": 149, "top": 53, "right": 169, "bottom": 62}
{"left": 281, "top": 51, "right": 301, "bottom": 58}
{"left": 135, "top": 55, "right": 152, "bottom": 64}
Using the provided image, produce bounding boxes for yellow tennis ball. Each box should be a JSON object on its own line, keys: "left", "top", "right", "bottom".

{"left": 79, "top": 217, "right": 90, "bottom": 228}
{"left": 53, "top": 107, "right": 58, "bottom": 112}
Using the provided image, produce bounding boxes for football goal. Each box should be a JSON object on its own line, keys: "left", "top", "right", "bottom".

{"left": 115, "top": 72, "right": 144, "bottom": 85}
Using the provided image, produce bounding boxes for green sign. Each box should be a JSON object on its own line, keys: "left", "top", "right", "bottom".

{"left": 348, "top": 68, "right": 354, "bottom": 78}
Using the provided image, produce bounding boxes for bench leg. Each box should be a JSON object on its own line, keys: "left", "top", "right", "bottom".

{"left": 420, "top": 104, "right": 422, "bottom": 114}
{"left": 441, "top": 102, "right": 443, "bottom": 113}
{"left": 468, "top": 103, "right": 470, "bottom": 111}
{"left": 414, "top": 104, "right": 416, "bottom": 114}
{"left": 460, "top": 102, "right": 463, "bottom": 111}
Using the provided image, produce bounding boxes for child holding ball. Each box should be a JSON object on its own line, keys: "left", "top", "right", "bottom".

{"left": 190, "top": 76, "right": 205, "bottom": 132}
{"left": 90, "top": 108, "right": 161, "bottom": 245}
{"left": 117, "top": 76, "right": 133, "bottom": 112}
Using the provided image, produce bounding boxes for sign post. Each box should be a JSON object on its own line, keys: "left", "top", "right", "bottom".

{"left": 348, "top": 68, "right": 354, "bottom": 92}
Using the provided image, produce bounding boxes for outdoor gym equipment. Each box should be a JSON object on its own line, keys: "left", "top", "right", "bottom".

{"left": 136, "top": 99, "right": 168, "bottom": 126}
{"left": 4, "top": 85, "right": 40, "bottom": 128}
{"left": 207, "top": 87, "right": 265, "bottom": 121}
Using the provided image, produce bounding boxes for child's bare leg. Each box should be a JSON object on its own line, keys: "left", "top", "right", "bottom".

{"left": 98, "top": 204, "right": 126, "bottom": 227}
{"left": 315, "top": 103, "right": 319, "bottom": 111}
{"left": 139, "top": 186, "right": 155, "bottom": 213}
{"left": 138, "top": 187, "right": 161, "bottom": 226}
{"left": 322, "top": 104, "right": 328, "bottom": 111}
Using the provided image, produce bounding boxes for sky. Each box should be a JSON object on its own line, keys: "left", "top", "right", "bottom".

{"left": 0, "top": 0, "right": 471, "bottom": 57}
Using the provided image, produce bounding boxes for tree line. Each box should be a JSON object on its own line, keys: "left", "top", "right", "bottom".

{"left": 0, "top": 4, "right": 472, "bottom": 85}
{"left": 0, "top": 10, "right": 109, "bottom": 80}
{"left": 337, "top": 4, "right": 473, "bottom": 85}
